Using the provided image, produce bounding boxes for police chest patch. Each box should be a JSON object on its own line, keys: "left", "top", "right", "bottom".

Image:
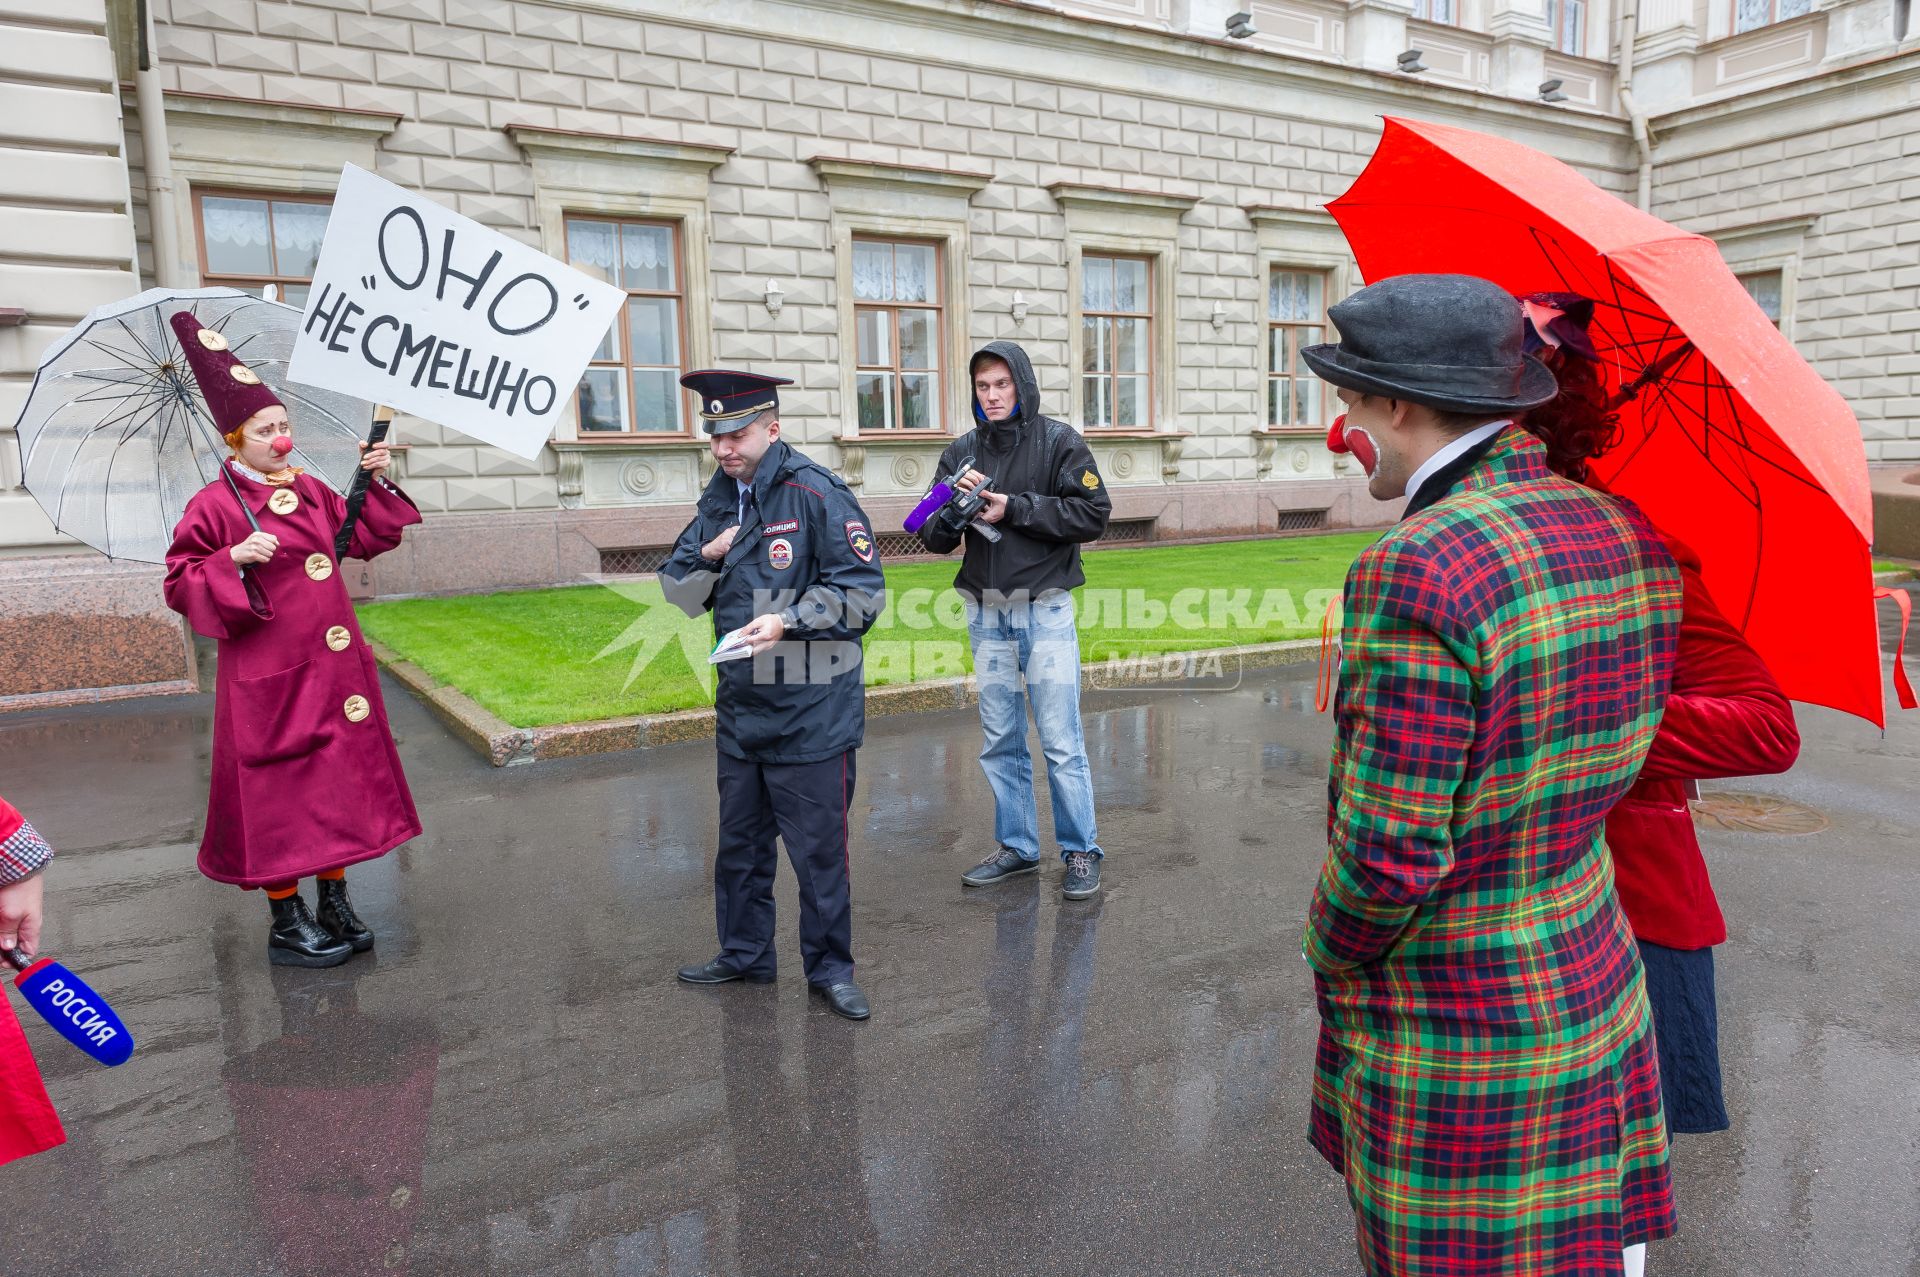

{"left": 768, "top": 538, "right": 794, "bottom": 570}
{"left": 845, "top": 520, "right": 875, "bottom": 563}
{"left": 761, "top": 519, "right": 800, "bottom": 535}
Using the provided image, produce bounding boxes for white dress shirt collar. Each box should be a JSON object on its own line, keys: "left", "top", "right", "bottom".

{"left": 1403, "top": 419, "right": 1510, "bottom": 506}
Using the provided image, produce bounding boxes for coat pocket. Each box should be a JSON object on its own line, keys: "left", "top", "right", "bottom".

{"left": 230, "top": 658, "right": 333, "bottom": 766}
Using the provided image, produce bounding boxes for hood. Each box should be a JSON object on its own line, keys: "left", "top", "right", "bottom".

{"left": 970, "top": 340, "right": 1040, "bottom": 435}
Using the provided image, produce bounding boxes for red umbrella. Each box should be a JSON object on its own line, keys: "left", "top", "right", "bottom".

{"left": 1327, "top": 115, "right": 1905, "bottom": 727}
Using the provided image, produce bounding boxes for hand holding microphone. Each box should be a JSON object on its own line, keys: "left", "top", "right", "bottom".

{"left": 903, "top": 457, "right": 1005, "bottom": 543}
{"left": 4, "top": 947, "right": 134, "bottom": 1068}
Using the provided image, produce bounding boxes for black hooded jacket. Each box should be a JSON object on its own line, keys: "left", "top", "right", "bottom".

{"left": 916, "top": 340, "right": 1112, "bottom": 600}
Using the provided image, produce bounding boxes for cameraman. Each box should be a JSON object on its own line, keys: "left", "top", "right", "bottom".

{"left": 917, "top": 341, "right": 1112, "bottom": 899}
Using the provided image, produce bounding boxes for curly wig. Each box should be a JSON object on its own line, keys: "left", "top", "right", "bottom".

{"left": 1522, "top": 346, "right": 1620, "bottom": 486}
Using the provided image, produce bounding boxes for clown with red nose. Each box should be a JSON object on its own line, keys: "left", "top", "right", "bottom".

{"left": 160, "top": 311, "right": 424, "bottom": 970}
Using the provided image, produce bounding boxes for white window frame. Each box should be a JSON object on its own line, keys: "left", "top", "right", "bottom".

{"left": 162, "top": 92, "right": 397, "bottom": 289}
{"left": 811, "top": 158, "right": 987, "bottom": 441}
{"left": 1712, "top": 215, "right": 1813, "bottom": 342}
{"left": 1051, "top": 184, "right": 1195, "bottom": 434}
{"left": 512, "top": 128, "right": 727, "bottom": 446}
{"left": 1246, "top": 207, "right": 1355, "bottom": 436}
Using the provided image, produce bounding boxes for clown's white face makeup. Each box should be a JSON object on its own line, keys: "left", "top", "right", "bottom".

{"left": 1334, "top": 388, "right": 1425, "bottom": 502}
{"left": 232, "top": 406, "right": 293, "bottom": 474}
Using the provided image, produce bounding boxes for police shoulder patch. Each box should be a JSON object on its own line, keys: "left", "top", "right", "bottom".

{"left": 845, "top": 519, "right": 875, "bottom": 563}
{"left": 1081, "top": 469, "right": 1100, "bottom": 489}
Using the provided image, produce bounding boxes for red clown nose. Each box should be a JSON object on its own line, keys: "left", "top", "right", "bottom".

{"left": 268, "top": 435, "right": 293, "bottom": 458}
{"left": 1325, "top": 414, "right": 1378, "bottom": 475}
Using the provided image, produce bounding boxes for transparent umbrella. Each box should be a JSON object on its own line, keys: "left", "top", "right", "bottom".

{"left": 12, "top": 286, "right": 372, "bottom": 564}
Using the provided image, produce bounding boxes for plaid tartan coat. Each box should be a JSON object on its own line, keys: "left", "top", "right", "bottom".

{"left": 1306, "top": 429, "right": 1683, "bottom": 1277}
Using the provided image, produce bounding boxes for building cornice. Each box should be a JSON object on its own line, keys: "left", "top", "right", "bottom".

{"left": 1048, "top": 182, "right": 1202, "bottom": 212}
{"left": 1243, "top": 204, "right": 1341, "bottom": 228}
{"left": 808, "top": 156, "right": 994, "bottom": 194}
{"left": 507, "top": 126, "right": 733, "bottom": 170}
{"left": 580, "top": 0, "right": 1634, "bottom": 168}
{"left": 1648, "top": 45, "right": 1920, "bottom": 158}
{"left": 155, "top": 89, "right": 400, "bottom": 138}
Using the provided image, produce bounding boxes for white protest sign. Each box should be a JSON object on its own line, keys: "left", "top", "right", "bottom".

{"left": 287, "top": 164, "right": 624, "bottom": 460}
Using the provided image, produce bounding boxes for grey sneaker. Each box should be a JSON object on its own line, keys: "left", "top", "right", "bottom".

{"left": 962, "top": 847, "right": 1040, "bottom": 887}
{"left": 1062, "top": 852, "right": 1102, "bottom": 900}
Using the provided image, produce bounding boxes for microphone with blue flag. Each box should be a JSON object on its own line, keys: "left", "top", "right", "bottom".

{"left": 903, "top": 456, "right": 1003, "bottom": 543}
{"left": 4, "top": 947, "right": 133, "bottom": 1067}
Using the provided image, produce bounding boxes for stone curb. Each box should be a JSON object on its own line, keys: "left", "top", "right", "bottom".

{"left": 1873, "top": 568, "right": 1915, "bottom": 585}
{"left": 372, "top": 636, "right": 1325, "bottom": 767}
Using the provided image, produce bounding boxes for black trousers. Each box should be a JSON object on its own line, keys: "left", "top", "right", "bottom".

{"left": 714, "top": 749, "right": 857, "bottom": 986}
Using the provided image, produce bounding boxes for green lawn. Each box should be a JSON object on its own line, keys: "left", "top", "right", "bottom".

{"left": 357, "top": 533, "right": 1374, "bottom": 728}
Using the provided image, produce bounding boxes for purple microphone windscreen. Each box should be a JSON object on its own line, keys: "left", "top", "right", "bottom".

{"left": 903, "top": 481, "right": 955, "bottom": 534}
{"left": 8, "top": 954, "right": 134, "bottom": 1067}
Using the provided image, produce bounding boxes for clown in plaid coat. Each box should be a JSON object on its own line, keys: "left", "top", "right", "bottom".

{"left": 1306, "top": 426, "right": 1683, "bottom": 1276}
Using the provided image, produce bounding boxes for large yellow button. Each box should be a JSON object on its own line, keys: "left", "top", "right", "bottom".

{"left": 230, "top": 364, "right": 261, "bottom": 386}
{"left": 326, "top": 625, "right": 351, "bottom": 652}
{"left": 344, "top": 695, "right": 370, "bottom": 723}
{"left": 269, "top": 488, "right": 299, "bottom": 516}
{"left": 195, "top": 327, "right": 228, "bottom": 351}
{"left": 305, "top": 553, "right": 333, "bottom": 581}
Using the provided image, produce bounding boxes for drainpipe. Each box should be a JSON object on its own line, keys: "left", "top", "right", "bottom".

{"left": 134, "top": 0, "right": 184, "bottom": 287}
{"left": 1616, "top": 0, "right": 1654, "bottom": 211}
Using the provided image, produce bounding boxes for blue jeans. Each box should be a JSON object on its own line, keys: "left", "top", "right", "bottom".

{"left": 965, "top": 591, "right": 1102, "bottom": 862}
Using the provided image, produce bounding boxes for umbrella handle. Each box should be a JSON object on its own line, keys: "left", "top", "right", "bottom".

{"left": 1606, "top": 340, "right": 1695, "bottom": 412}
{"left": 218, "top": 460, "right": 262, "bottom": 580}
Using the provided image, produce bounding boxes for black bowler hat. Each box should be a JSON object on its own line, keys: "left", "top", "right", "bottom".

{"left": 680, "top": 369, "right": 794, "bottom": 436}
{"left": 1300, "top": 274, "right": 1558, "bottom": 415}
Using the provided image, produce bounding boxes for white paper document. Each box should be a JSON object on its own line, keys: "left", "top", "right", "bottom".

{"left": 709, "top": 627, "right": 755, "bottom": 664}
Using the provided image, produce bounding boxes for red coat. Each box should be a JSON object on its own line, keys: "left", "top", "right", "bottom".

{"left": 164, "top": 465, "right": 423, "bottom": 887}
{"left": 1606, "top": 539, "right": 1800, "bottom": 950}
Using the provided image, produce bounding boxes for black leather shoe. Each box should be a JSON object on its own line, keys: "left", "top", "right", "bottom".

{"left": 268, "top": 894, "right": 353, "bottom": 968}
{"left": 315, "top": 876, "right": 375, "bottom": 953}
{"left": 811, "top": 980, "right": 871, "bottom": 1020}
{"left": 677, "top": 959, "right": 774, "bottom": 985}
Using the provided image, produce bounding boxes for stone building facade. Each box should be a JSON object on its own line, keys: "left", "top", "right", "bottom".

{"left": 2, "top": 0, "right": 1915, "bottom": 695}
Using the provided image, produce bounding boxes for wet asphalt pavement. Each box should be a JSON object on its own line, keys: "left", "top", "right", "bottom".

{"left": 1, "top": 649, "right": 1917, "bottom": 1276}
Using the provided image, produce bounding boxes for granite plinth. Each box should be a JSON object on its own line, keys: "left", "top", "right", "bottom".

{"left": 1870, "top": 467, "right": 1920, "bottom": 561}
{"left": 0, "top": 555, "right": 197, "bottom": 711}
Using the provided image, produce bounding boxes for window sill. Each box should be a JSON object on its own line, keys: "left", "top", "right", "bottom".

{"left": 1081, "top": 428, "right": 1191, "bottom": 438}
{"left": 1256, "top": 426, "right": 1332, "bottom": 437}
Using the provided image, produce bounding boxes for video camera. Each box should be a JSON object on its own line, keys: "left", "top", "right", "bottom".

{"left": 902, "top": 456, "right": 1004, "bottom": 544}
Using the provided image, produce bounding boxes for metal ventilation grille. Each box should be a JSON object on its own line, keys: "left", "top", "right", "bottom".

{"left": 1276, "top": 509, "right": 1329, "bottom": 532}
{"left": 599, "top": 546, "right": 673, "bottom": 576}
{"left": 1096, "top": 518, "right": 1154, "bottom": 545}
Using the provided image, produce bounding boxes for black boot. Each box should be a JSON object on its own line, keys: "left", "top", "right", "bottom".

{"left": 315, "top": 876, "right": 375, "bottom": 953}
{"left": 269, "top": 893, "right": 352, "bottom": 968}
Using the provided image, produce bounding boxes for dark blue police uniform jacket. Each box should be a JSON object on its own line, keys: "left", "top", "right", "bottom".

{"left": 660, "top": 439, "right": 885, "bottom": 764}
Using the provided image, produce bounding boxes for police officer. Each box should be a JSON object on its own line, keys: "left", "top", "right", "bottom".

{"left": 661, "top": 370, "right": 886, "bottom": 1021}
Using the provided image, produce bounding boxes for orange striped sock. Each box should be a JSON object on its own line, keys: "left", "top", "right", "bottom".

{"left": 316, "top": 868, "right": 345, "bottom": 882}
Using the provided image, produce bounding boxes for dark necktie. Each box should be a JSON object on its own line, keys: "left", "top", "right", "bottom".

{"left": 739, "top": 485, "right": 756, "bottom": 528}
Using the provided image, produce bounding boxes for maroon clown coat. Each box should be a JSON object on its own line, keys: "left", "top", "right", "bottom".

{"left": 164, "top": 465, "right": 423, "bottom": 887}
